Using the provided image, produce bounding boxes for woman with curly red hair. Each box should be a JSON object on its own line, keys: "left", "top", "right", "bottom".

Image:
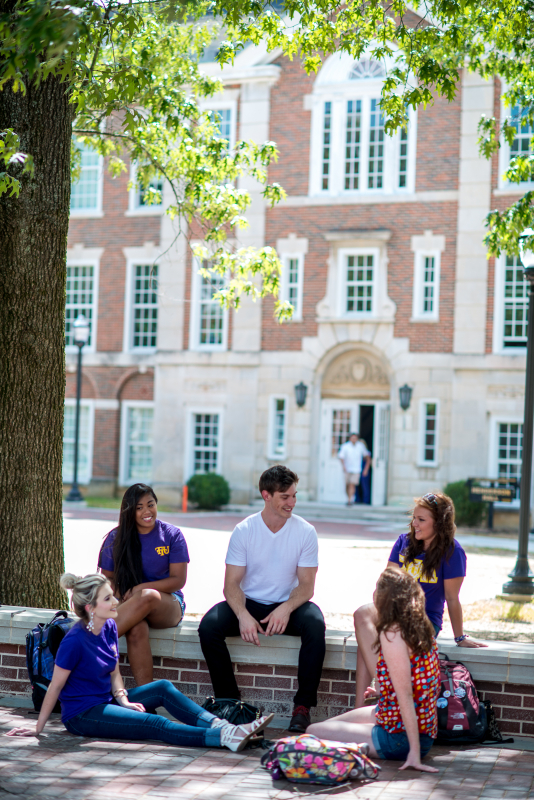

{"left": 353, "top": 492, "right": 486, "bottom": 708}
{"left": 308, "top": 567, "right": 440, "bottom": 771}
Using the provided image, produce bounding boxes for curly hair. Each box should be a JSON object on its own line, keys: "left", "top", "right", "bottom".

{"left": 374, "top": 566, "right": 435, "bottom": 655}
{"left": 402, "top": 491, "right": 456, "bottom": 581}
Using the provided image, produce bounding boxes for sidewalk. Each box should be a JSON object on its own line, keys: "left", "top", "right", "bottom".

{"left": 1, "top": 701, "right": 534, "bottom": 800}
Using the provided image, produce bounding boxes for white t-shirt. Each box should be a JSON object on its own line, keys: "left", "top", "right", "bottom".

{"left": 225, "top": 512, "right": 319, "bottom": 605}
{"left": 338, "top": 440, "right": 369, "bottom": 473}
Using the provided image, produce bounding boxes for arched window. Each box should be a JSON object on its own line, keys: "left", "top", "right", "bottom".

{"left": 348, "top": 59, "right": 386, "bottom": 80}
{"left": 309, "top": 52, "right": 415, "bottom": 196}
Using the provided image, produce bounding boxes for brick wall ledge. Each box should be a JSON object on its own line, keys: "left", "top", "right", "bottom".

{"left": 2, "top": 607, "right": 534, "bottom": 736}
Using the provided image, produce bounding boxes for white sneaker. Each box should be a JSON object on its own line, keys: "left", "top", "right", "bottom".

{"left": 220, "top": 713, "right": 274, "bottom": 752}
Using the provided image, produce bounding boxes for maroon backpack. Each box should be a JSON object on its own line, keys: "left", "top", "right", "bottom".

{"left": 435, "top": 655, "right": 487, "bottom": 743}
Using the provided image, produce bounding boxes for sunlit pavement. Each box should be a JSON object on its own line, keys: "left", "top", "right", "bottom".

{"left": 1, "top": 705, "right": 534, "bottom": 800}
{"left": 63, "top": 508, "right": 521, "bottom": 621}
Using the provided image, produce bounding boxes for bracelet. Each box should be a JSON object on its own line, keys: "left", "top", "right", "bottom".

{"left": 455, "top": 634, "right": 468, "bottom": 644}
{"left": 113, "top": 688, "right": 128, "bottom": 699}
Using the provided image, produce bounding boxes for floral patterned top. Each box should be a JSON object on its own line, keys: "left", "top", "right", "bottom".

{"left": 375, "top": 639, "right": 440, "bottom": 737}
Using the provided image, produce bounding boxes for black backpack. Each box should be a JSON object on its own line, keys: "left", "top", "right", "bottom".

{"left": 26, "top": 610, "right": 74, "bottom": 713}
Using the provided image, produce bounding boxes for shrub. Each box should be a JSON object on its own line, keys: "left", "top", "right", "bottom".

{"left": 443, "top": 480, "right": 487, "bottom": 527}
{"left": 187, "top": 473, "right": 230, "bottom": 510}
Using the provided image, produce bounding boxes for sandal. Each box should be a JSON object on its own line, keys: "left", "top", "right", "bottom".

{"left": 220, "top": 713, "right": 274, "bottom": 752}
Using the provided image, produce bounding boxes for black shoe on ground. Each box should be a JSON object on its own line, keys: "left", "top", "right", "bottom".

{"left": 287, "top": 705, "right": 311, "bottom": 733}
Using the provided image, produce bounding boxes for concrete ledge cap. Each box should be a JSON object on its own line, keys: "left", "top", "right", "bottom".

{"left": 2, "top": 607, "right": 534, "bottom": 683}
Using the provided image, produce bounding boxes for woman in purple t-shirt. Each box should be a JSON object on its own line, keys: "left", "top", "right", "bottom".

{"left": 353, "top": 492, "right": 487, "bottom": 708}
{"left": 7, "top": 573, "right": 273, "bottom": 748}
{"left": 98, "top": 483, "right": 190, "bottom": 685}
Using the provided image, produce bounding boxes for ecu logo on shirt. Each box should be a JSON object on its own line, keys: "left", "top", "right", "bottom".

{"left": 398, "top": 554, "right": 437, "bottom": 584}
{"left": 155, "top": 546, "right": 170, "bottom": 556}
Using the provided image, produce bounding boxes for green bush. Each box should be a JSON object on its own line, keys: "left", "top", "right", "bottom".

{"left": 443, "top": 480, "right": 487, "bottom": 527}
{"left": 187, "top": 473, "right": 230, "bottom": 510}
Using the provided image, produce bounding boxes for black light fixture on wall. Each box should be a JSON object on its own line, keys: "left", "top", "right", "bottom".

{"left": 294, "top": 382, "right": 308, "bottom": 408}
{"left": 399, "top": 384, "right": 413, "bottom": 411}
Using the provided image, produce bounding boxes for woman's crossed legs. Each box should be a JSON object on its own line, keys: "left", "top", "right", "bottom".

{"left": 116, "top": 591, "right": 183, "bottom": 685}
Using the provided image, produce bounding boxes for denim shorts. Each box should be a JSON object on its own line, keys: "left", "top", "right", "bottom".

{"left": 372, "top": 725, "right": 434, "bottom": 761}
{"left": 171, "top": 590, "right": 186, "bottom": 625}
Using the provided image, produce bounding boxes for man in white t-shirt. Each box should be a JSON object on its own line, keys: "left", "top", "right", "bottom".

{"left": 198, "top": 465, "right": 326, "bottom": 733}
{"left": 338, "top": 432, "right": 371, "bottom": 505}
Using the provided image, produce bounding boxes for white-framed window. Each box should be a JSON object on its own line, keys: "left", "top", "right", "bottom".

{"left": 127, "top": 162, "right": 164, "bottom": 215}
{"left": 338, "top": 247, "right": 379, "bottom": 317}
{"left": 65, "top": 262, "right": 99, "bottom": 353}
{"left": 119, "top": 402, "right": 154, "bottom": 485}
{"left": 190, "top": 259, "right": 228, "bottom": 351}
{"left": 268, "top": 396, "right": 288, "bottom": 459}
{"left": 496, "top": 421, "right": 523, "bottom": 481}
{"left": 280, "top": 254, "right": 304, "bottom": 320}
{"left": 63, "top": 400, "right": 95, "bottom": 485}
{"left": 418, "top": 400, "right": 439, "bottom": 467}
{"left": 208, "top": 104, "right": 236, "bottom": 151}
{"left": 499, "top": 103, "right": 534, "bottom": 189}
{"left": 128, "top": 264, "right": 158, "bottom": 350}
{"left": 493, "top": 254, "right": 528, "bottom": 352}
{"left": 190, "top": 412, "right": 221, "bottom": 474}
{"left": 412, "top": 251, "right": 441, "bottom": 321}
{"left": 70, "top": 140, "right": 103, "bottom": 215}
{"left": 309, "top": 55, "right": 416, "bottom": 197}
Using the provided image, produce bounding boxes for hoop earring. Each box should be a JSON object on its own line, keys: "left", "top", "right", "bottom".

{"left": 86, "top": 611, "right": 95, "bottom": 633}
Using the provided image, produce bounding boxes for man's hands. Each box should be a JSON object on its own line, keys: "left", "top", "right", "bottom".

{"left": 238, "top": 610, "right": 264, "bottom": 646}
{"left": 238, "top": 603, "right": 292, "bottom": 643}
{"left": 261, "top": 604, "right": 291, "bottom": 636}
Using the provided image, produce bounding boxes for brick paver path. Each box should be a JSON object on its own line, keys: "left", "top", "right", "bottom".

{"left": 1, "top": 706, "right": 534, "bottom": 800}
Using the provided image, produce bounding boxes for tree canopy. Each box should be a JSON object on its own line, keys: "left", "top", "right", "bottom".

{"left": 4, "top": 0, "right": 533, "bottom": 260}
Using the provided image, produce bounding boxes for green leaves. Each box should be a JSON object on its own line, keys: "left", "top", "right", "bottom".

{"left": 0, "top": 129, "right": 34, "bottom": 198}
{"left": 193, "top": 244, "right": 293, "bottom": 321}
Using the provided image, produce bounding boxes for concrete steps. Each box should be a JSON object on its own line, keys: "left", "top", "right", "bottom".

{"left": 226, "top": 500, "right": 409, "bottom": 525}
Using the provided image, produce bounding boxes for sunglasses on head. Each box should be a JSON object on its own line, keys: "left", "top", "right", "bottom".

{"left": 422, "top": 493, "right": 438, "bottom": 505}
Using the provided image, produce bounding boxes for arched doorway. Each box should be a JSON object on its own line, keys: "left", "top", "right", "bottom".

{"left": 318, "top": 348, "right": 391, "bottom": 505}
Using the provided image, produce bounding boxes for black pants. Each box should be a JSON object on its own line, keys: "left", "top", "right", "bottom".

{"left": 198, "top": 599, "right": 326, "bottom": 708}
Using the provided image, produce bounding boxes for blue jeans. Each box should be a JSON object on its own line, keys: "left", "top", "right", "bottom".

{"left": 372, "top": 725, "right": 434, "bottom": 761}
{"left": 64, "top": 680, "right": 221, "bottom": 747}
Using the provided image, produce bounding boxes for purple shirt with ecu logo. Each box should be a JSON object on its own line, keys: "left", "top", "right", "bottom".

{"left": 99, "top": 519, "right": 190, "bottom": 583}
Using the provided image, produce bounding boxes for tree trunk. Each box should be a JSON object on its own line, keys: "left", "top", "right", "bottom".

{"left": 0, "top": 73, "right": 73, "bottom": 608}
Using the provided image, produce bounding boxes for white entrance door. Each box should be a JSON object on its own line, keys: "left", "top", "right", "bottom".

{"left": 371, "top": 402, "right": 390, "bottom": 506}
{"left": 319, "top": 399, "right": 391, "bottom": 505}
{"left": 319, "top": 401, "right": 359, "bottom": 503}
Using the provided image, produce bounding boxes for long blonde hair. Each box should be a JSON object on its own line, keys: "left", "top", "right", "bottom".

{"left": 60, "top": 573, "right": 110, "bottom": 622}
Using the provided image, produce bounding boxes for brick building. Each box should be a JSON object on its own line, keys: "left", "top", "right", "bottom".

{"left": 65, "top": 35, "right": 528, "bottom": 507}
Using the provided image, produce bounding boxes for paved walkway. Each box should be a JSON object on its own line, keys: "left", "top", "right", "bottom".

{"left": 1, "top": 703, "right": 534, "bottom": 800}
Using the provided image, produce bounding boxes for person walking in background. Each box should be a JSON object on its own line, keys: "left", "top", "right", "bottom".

{"left": 7, "top": 573, "right": 273, "bottom": 750}
{"left": 338, "top": 433, "right": 371, "bottom": 506}
{"left": 308, "top": 567, "right": 440, "bottom": 773}
{"left": 98, "top": 483, "right": 189, "bottom": 685}
{"left": 355, "top": 438, "right": 372, "bottom": 504}
{"left": 198, "top": 465, "right": 326, "bottom": 734}
{"left": 352, "top": 491, "right": 487, "bottom": 708}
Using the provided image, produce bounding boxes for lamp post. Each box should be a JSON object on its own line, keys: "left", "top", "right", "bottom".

{"left": 65, "top": 314, "right": 90, "bottom": 503}
{"left": 502, "top": 230, "right": 534, "bottom": 597}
